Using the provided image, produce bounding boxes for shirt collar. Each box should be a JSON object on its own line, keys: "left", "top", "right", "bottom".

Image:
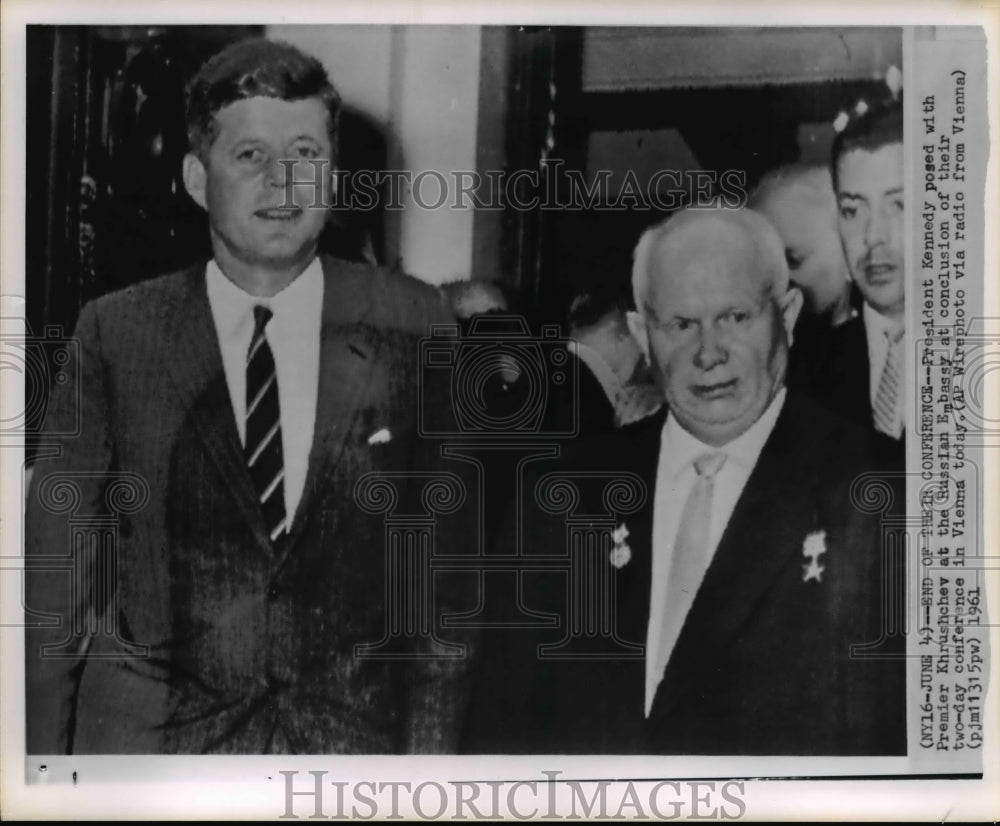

{"left": 660, "top": 387, "right": 787, "bottom": 480}
{"left": 205, "top": 257, "right": 324, "bottom": 337}
{"left": 863, "top": 302, "right": 903, "bottom": 344}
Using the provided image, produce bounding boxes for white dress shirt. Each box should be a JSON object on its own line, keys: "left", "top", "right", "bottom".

{"left": 644, "top": 387, "right": 787, "bottom": 715}
{"left": 206, "top": 258, "right": 324, "bottom": 523}
{"left": 863, "top": 303, "right": 906, "bottom": 434}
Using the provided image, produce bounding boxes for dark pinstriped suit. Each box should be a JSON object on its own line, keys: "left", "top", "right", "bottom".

{"left": 25, "top": 255, "right": 477, "bottom": 754}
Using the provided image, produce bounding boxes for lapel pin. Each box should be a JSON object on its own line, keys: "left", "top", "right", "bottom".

{"left": 802, "top": 529, "right": 827, "bottom": 583}
{"left": 367, "top": 427, "right": 392, "bottom": 446}
{"left": 609, "top": 522, "right": 632, "bottom": 569}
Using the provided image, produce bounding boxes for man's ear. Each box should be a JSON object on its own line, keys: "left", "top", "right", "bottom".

{"left": 779, "top": 285, "right": 804, "bottom": 348}
{"left": 625, "top": 310, "right": 650, "bottom": 363}
{"left": 182, "top": 153, "right": 208, "bottom": 210}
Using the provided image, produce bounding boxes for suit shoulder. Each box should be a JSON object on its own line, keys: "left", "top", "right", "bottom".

{"left": 791, "top": 314, "right": 861, "bottom": 373}
{"left": 375, "top": 266, "right": 454, "bottom": 324}
{"left": 323, "top": 256, "right": 454, "bottom": 335}
{"left": 76, "top": 267, "right": 200, "bottom": 338}
{"left": 551, "top": 408, "right": 665, "bottom": 477}
{"left": 786, "top": 391, "right": 861, "bottom": 448}
{"left": 93, "top": 266, "right": 196, "bottom": 307}
{"left": 784, "top": 391, "right": 897, "bottom": 483}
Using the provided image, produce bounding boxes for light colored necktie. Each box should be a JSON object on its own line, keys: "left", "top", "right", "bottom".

{"left": 873, "top": 325, "right": 904, "bottom": 439}
{"left": 650, "top": 451, "right": 727, "bottom": 699}
{"left": 245, "top": 306, "right": 287, "bottom": 544}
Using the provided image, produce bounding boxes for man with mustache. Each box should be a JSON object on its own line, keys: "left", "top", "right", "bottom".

{"left": 791, "top": 97, "right": 906, "bottom": 447}
{"left": 471, "top": 207, "right": 905, "bottom": 755}
{"left": 25, "top": 38, "right": 474, "bottom": 755}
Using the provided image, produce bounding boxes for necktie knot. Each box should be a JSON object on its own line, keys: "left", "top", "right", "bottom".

{"left": 886, "top": 323, "right": 904, "bottom": 345}
{"left": 253, "top": 305, "right": 273, "bottom": 338}
{"left": 693, "top": 451, "right": 726, "bottom": 480}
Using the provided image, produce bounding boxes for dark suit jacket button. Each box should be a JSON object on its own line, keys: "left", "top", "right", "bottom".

{"left": 267, "top": 584, "right": 280, "bottom": 600}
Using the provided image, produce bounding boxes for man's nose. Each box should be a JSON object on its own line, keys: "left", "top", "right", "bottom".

{"left": 864, "top": 206, "right": 890, "bottom": 248}
{"left": 263, "top": 157, "right": 288, "bottom": 189}
{"left": 693, "top": 325, "right": 728, "bottom": 370}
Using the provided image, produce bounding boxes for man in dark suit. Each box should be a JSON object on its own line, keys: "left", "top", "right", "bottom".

{"left": 25, "top": 39, "right": 474, "bottom": 755}
{"left": 789, "top": 94, "right": 905, "bottom": 452}
{"left": 467, "top": 207, "right": 904, "bottom": 755}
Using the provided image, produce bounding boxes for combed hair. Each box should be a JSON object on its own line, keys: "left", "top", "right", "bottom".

{"left": 186, "top": 38, "right": 342, "bottom": 162}
{"left": 830, "top": 97, "right": 903, "bottom": 192}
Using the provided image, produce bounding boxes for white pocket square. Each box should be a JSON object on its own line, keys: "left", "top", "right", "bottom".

{"left": 367, "top": 427, "right": 392, "bottom": 446}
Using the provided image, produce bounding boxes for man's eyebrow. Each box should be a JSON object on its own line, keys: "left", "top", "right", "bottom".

{"left": 229, "top": 137, "right": 269, "bottom": 150}
{"left": 646, "top": 307, "right": 701, "bottom": 327}
{"left": 885, "top": 186, "right": 904, "bottom": 197}
{"left": 837, "top": 191, "right": 866, "bottom": 201}
{"left": 643, "top": 304, "right": 682, "bottom": 326}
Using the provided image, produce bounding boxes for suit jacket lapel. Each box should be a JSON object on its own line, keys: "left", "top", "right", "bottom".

{"left": 283, "top": 256, "right": 376, "bottom": 549}
{"left": 614, "top": 411, "right": 666, "bottom": 650}
{"left": 834, "top": 317, "right": 871, "bottom": 423}
{"left": 163, "top": 264, "right": 272, "bottom": 552}
{"left": 164, "top": 257, "right": 378, "bottom": 557}
{"left": 648, "top": 395, "right": 821, "bottom": 723}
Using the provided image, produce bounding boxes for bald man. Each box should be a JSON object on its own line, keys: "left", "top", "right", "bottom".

{"left": 748, "top": 163, "right": 856, "bottom": 326}
{"left": 474, "top": 208, "right": 905, "bottom": 755}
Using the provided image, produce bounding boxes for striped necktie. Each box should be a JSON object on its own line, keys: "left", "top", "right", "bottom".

{"left": 246, "top": 305, "right": 287, "bottom": 544}
{"left": 873, "top": 324, "right": 904, "bottom": 439}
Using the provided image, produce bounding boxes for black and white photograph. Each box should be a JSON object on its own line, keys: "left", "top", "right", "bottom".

{"left": 1, "top": 2, "right": 996, "bottom": 820}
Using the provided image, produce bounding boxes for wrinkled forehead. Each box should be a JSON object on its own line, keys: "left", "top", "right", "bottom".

{"left": 647, "top": 217, "right": 771, "bottom": 303}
